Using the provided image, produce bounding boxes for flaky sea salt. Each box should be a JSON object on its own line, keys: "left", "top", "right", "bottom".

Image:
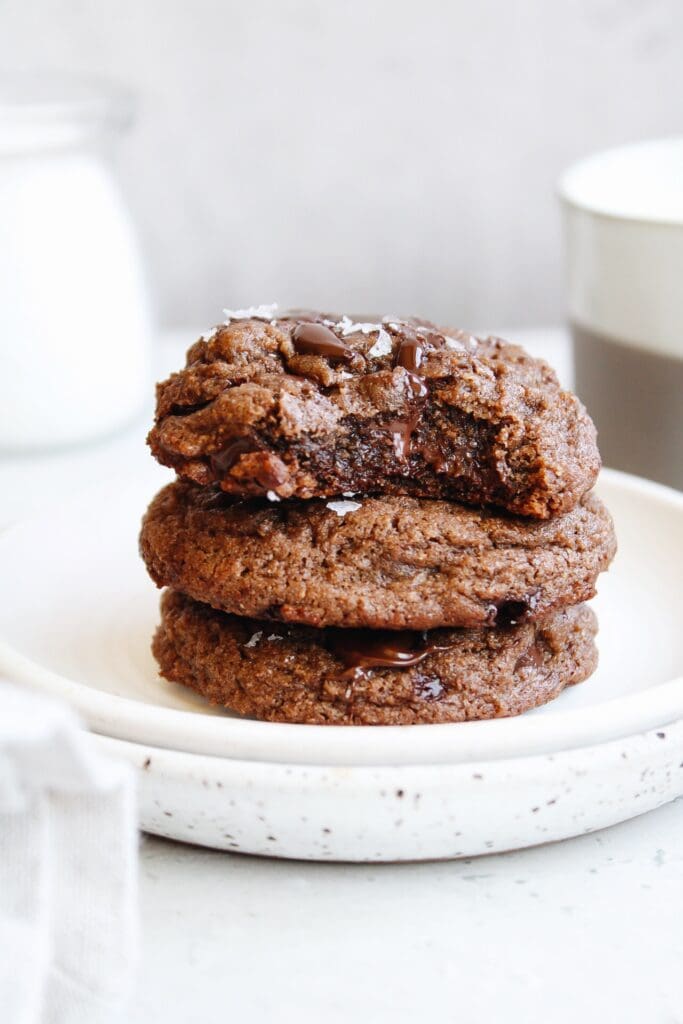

{"left": 367, "top": 328, "right": 393, "bottom": 358}
{"left": 445, "top": 332, "right": 477, "bottom": 350}
{"left": 382, "top": 316, "right": 406, "bottom": 330}
{"left": 244, "top": 631, "right": 262, "bottom": 648}
{"left": 326, "top": 499, "right": 362, "bottom": 517}
{"left": 201, "top": 326, "right": 218, "bottom": 342}
{"left": 336, "top": 315, "right": 382, "bottom": 337}
{"left": 223, "top": 304, "right": 279, "bottom": 323}
{"left": 267, "top": 633, "right": 283, "bottom": 641}
{"left": 266, "top": 490, "right": 281, "bottom": 502}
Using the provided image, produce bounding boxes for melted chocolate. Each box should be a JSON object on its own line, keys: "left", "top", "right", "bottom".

{"left": 292, "top": 322, "right": 354, "bottom": 361}
{"left": 386, "top": 411, "right": 421, "bottom": 459}
{"left": 327, "top": 629, "right": 453, "bottom": 680}
{"left": 380, "top": 330, "right": 430, "bottom": 458}
{"left": 395, "top": 335, "right": 429, "bottom": 399}
{"left": 396, "top": 335, "right": 423, "bottom": 375}
{"left": 210, "top": 438, "right": 257, "bottom": 478}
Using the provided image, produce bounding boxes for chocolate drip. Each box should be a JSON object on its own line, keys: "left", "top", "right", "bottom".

{"left": 395, "top": 335, "right": 428, "bottom": 398}
{"left": 210, "top": 438, "right": 257, "bottom": 478}
{"left": 327, "top": 629, "right": 453, "bottom": 680}
{"left": 292, "top": 322, "right": 354, "bottom": 361}
{"left": 381, "top": 330, "right": 430, "bottom": 458}
{"left": 386, "top": 411, "right": 421, "bottom": 459}
{"left": 396, "top": 335, "right": 423, "bottom": 375}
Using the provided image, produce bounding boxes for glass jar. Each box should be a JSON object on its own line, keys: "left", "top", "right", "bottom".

{"left": 0, "top": 73, "right": 152, "bottom": 449}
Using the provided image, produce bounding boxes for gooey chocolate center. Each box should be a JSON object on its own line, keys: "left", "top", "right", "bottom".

{"left": 326, "top": 629, "right": 454, "bottom": 679}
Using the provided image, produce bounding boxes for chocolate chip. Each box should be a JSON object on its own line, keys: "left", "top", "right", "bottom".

{"left": 395, "top": 335, "right": 428, "bottom": 398}
{"left": 292, "top": 322, "right": 354, "bottom": 362}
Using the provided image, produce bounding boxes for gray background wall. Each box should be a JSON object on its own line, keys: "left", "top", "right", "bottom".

{"left": 3, "top": 0, "right": 683, "bottom": 331}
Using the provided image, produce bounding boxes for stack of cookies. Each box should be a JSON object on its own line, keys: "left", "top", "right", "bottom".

{"left": 140, "top": 307, "right": 616, "bottom": 725}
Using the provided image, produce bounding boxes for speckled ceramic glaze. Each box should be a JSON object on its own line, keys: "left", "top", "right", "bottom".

{"left": 94, "top": 722, "right": 683, "bottom": 860}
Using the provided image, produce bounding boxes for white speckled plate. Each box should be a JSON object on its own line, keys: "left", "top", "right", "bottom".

{"left": 92, "top": 721, "right": 683, "bottom": 860}
{"left": 0, "top": 468, "right": 682, "bottom": 770}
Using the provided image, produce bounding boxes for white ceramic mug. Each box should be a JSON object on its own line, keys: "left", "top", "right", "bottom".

{"left": 559, "top": 138, "right": 683, "bottom": 490}
{"left": 0, "top": 73, "right": 152, "bottom": 450}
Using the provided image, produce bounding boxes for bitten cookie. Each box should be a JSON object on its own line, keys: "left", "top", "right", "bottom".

{"left": 140, "top": 480, "right": 616, "bottom": 631}
{"left": 153, "top": 590, "right": 598, "bottom": 725}
{"left": 148, "top": 309, "right": 599, "bottom": 519}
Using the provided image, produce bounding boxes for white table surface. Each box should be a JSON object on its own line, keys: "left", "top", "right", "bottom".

{"left": 2, "top": 328, "right": 682, "bottom": 1024}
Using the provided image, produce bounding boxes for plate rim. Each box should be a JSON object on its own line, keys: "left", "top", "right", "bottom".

{"left": 2, "top": 467, "right": 683, "bottom": 767}
{"left": 92, "top": 714, "right": 683, "bottom": 775}
{"left": 89, "top": 721, "right": 683, "bottom": 861}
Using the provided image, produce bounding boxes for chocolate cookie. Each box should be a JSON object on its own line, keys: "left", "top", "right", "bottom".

{"left": 140, "top": 480, "right": 616, "bottom": 631}
{"left": 153, "top": 590, "right": 598, "bottom": 725}
{"left": 148, "top": 310, "right": 599, "bottom": 519}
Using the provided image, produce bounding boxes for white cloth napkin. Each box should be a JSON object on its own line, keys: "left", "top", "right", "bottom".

{"left": 0, "top": 683, "right": 138, "bottom": 1024}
